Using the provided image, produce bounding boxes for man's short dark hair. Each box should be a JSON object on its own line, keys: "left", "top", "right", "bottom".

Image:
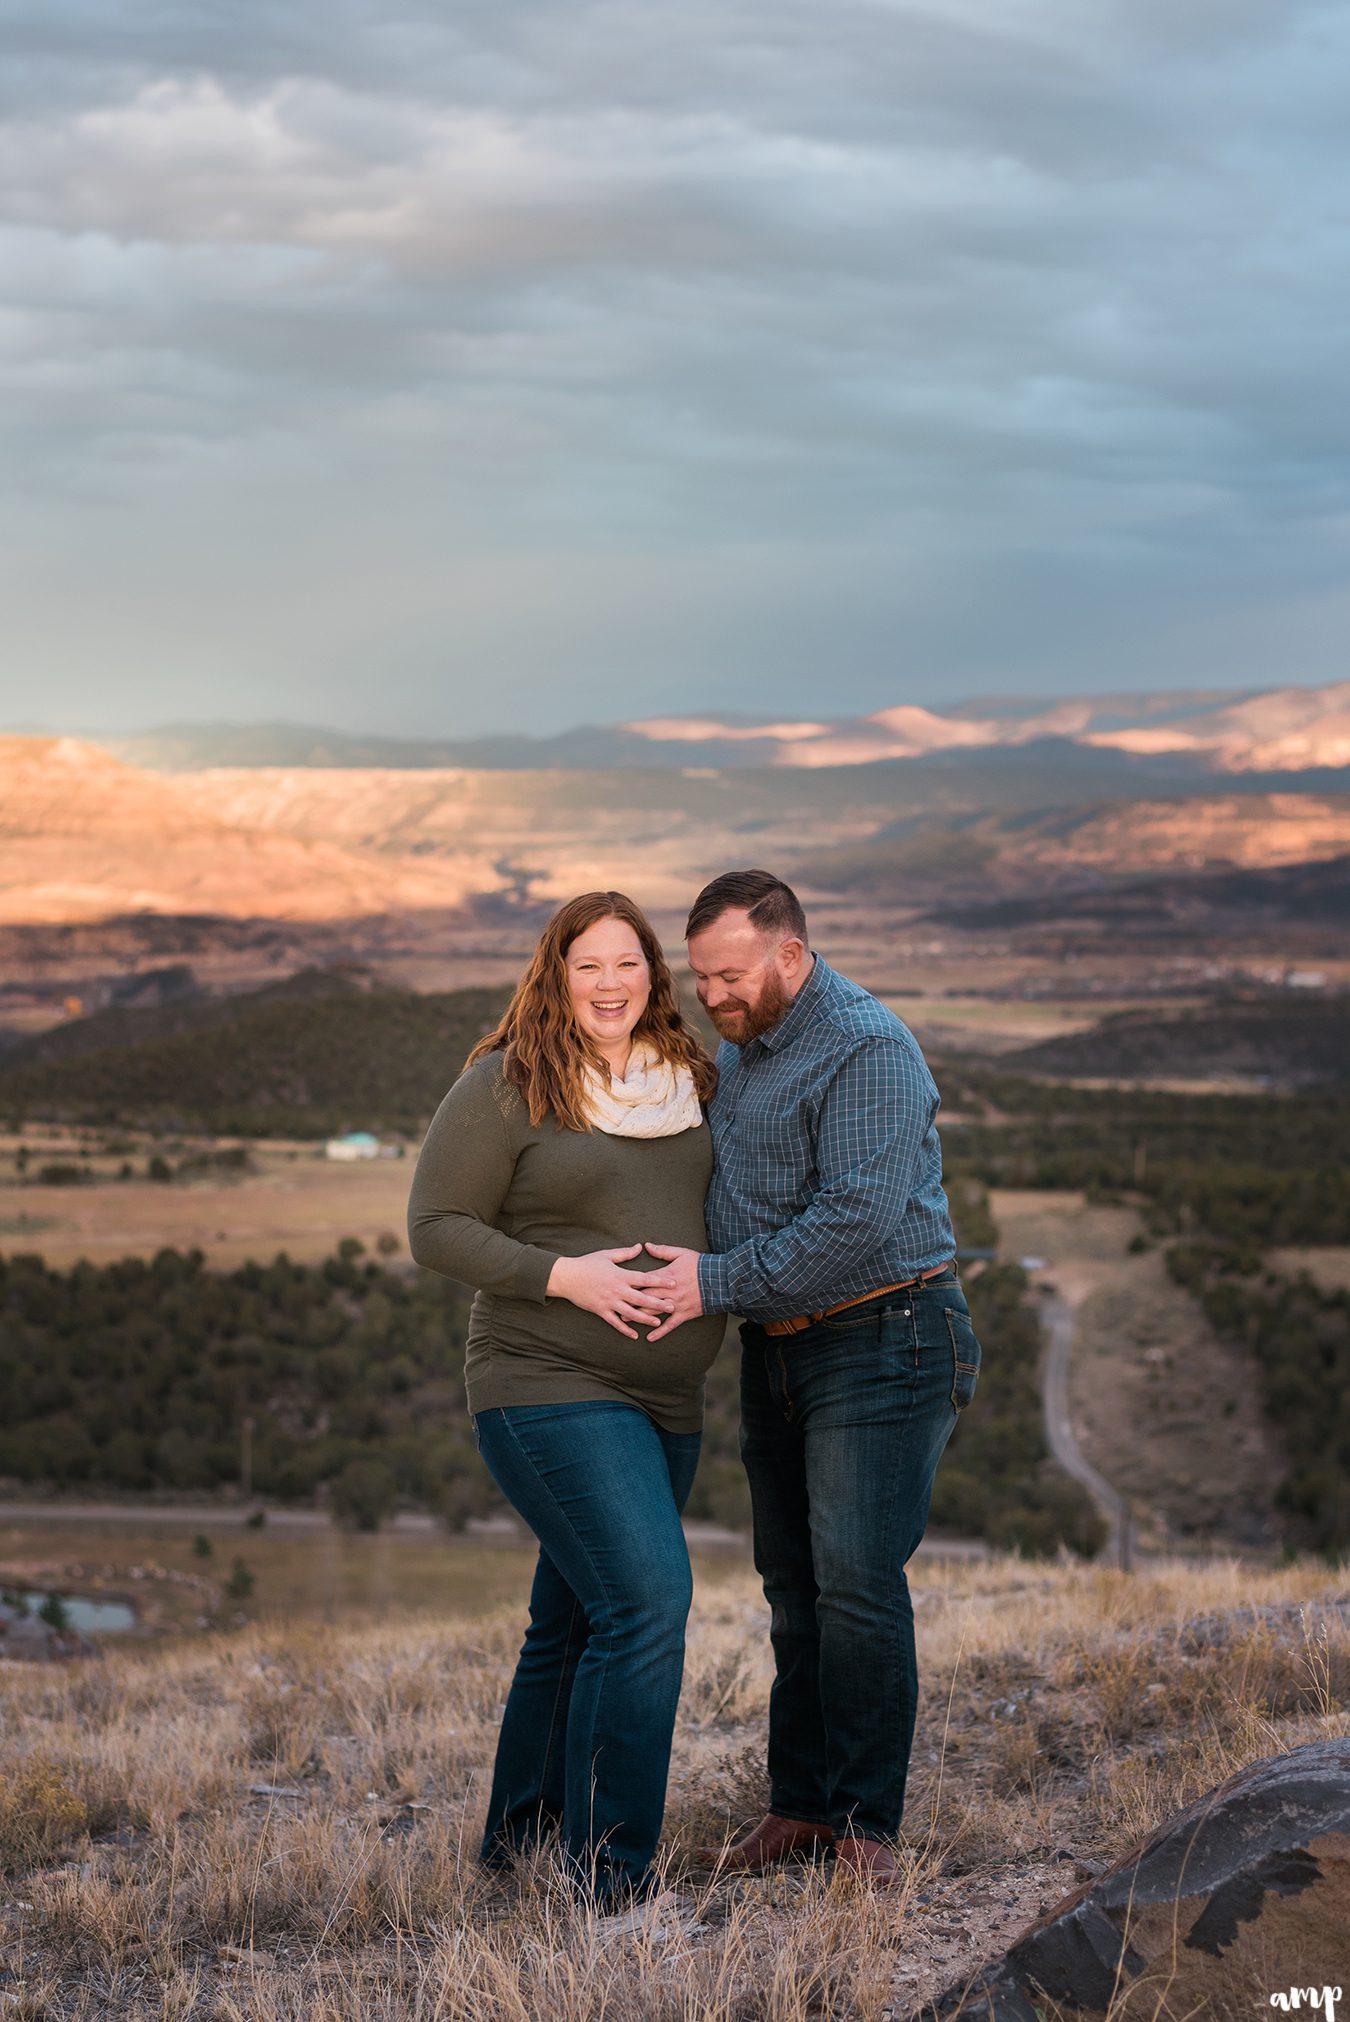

{"left": 685, "top": 869, "right": 808, "bottom": 945}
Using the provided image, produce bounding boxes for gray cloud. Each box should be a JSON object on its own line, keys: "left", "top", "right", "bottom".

{"left": 1, "top": 0, "right": 1347, "bottom": 734}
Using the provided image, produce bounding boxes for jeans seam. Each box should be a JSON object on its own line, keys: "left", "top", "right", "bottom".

{"left": 859, "top": 1432, "right": 903, "bottom": 1843}
{"left": 537, "top": 1597, "right": 583, "bottom": 1813}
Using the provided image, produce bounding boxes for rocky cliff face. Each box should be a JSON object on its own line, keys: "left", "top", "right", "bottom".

{"left": 4, "top": 717, "right": 1350, "bottom": 933}
{"left": 0, "top": 738, "right": 508, "bottom": 924}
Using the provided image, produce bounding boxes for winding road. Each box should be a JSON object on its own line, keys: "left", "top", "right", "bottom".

{"left": 1039, "top": 1289, "right": 1130, "bottom": 1566}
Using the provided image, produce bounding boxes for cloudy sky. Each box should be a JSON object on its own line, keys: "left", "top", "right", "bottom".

{"left": 2, "top": 0, "right": 1347, "bottom": 737}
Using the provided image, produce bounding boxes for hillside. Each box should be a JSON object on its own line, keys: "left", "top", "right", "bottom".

{"left": 926, "top": 851, "right": 1350, "bottom": 937}
{"left": 0, "top": 1241, "right": 1093, "bottom": 1552}
{"left": 2, "top": 1556, "right": 1346, "bottom": 2018}
{"left": 9, "top": 732, "right": 1350, "bottom": 948}
{"left": 0, "top": 737, "right": 508, "bottom": 926}
{"left": 0, "top": 975, "right": 509, "bottom": 1136}
{"left": 801, "top": 795, "right": 1350, "bottom": 905}
{"left": 1000, "top": 997, "right": 1350, "bottom": 1088}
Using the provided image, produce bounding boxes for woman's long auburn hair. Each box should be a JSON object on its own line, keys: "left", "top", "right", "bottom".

{"left": 466, "top": 891, "right": 717, "bottom": 1131}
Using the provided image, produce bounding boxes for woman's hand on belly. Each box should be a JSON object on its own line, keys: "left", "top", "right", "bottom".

{"left": 547, "top": 1247, "right": 674, "bottom": 1339}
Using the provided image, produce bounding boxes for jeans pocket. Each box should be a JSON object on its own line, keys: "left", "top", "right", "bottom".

{"left": 944, "top": 1306, "right": 982, "bottom": 1411}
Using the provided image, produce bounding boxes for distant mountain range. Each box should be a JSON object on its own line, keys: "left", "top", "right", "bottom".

{"left": 91, "top": 678, "right": 1350, "bottom": 775}
{"left": 7, "top": 683, "right": 1350, "bottom": 934}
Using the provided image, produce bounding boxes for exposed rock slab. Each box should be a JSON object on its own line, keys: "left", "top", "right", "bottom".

{"left": 918, "top": 1739, "right": 1350, "bottom": 2019}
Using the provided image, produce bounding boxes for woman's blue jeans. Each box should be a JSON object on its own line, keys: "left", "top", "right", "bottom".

{"left": 739, "top": 1268, "right": 980, "bottom": 1843}
{"left": 473, "top": 1401, "right": 701, "bottom": 1906}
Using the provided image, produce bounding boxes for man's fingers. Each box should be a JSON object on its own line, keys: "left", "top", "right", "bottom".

{"left": 645, "top": 1315, "right": 683, "bottom": 1342}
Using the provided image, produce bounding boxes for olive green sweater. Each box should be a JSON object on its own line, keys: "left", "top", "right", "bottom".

{"left": 406, "top": 1054, "right": 724, "bottom": 1432}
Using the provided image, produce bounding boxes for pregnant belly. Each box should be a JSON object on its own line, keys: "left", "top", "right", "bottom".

{"left": 472, "top": 1295, "right": 723, "bottom": 1387}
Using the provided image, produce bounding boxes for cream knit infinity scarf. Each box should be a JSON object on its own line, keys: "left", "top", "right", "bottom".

{"left": 582, "top": 1039, "right": 703, "bottom": 1138}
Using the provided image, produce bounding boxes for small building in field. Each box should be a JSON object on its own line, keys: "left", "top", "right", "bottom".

{"left": 325, "top": 1131, "right": 381, "bottom": 1162}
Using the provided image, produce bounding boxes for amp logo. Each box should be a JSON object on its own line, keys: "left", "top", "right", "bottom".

{"left": 1268, "top": 1991, "right": 1342, "bottom": 2022}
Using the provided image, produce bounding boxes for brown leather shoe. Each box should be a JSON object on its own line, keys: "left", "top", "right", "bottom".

{"left": 694, "top": 1812, "right": 834, "bottom": 1873}
{"left": 832, "top": 1834, "right": 902, "bottom": 1887}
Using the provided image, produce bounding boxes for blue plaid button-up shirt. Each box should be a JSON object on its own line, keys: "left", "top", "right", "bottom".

{"left": 696, "top": 955, "right": 956, "bottom": 1322}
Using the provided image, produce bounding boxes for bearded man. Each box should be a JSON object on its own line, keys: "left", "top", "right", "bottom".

{"left": 644, "top": 868, "right": 980, "bottom": 1885}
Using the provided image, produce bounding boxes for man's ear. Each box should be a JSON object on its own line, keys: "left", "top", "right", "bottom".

{"left": 778, "top": 936, "right": 808, "bottom": 976}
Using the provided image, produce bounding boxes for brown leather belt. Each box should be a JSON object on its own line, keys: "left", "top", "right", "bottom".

{"left": 761, "top": 1262, "right": 956, "bottom": 1337}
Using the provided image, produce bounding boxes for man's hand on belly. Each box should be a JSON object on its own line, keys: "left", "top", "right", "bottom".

{"left": 641, "top": 1245, "right": 704, "bottom": 1340}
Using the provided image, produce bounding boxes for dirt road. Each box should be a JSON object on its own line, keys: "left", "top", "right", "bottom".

{"left": 1039, "top": 1290, "right": 1128, "bottom": 1565}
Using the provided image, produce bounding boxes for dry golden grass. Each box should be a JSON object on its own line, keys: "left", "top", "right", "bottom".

{"left": 0, "top": 1134, "right": 415, "bottom": 1271}
{"left": 2, "top": 1554, "right": 1348, "bottom": 2019}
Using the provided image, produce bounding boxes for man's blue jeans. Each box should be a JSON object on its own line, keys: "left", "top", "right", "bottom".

{"left": 473, "top": 1401, "right": 701, "bottom": 1905}
{"left": 739, "top": 1268, "right": 980, "bottom": 1843}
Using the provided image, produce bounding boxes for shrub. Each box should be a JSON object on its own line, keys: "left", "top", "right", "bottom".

{"left": 330, "top": 1457, "right": 398, "bottom": 1532}
{"left": 37, "top": 1593, "right": 69, "bottom": 1631}
{"left": 0, "top": 1762, "right": 87, "bottom": 1874}
{"left": 224, "top": 1557, "right": 255, "bottom": 1602}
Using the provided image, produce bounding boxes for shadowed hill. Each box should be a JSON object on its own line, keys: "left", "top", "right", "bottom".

{"left": 0, "top": 974, "right": 510, "bottom": 1136}
{"left": 798, "top": 798, "right": 1350, "bottom": 907}
{"left": 926, "top": 851, "right": 1350, "bottom": 934}
{"left": 999, "top": 997, "right": 1350, "bottom": 1087}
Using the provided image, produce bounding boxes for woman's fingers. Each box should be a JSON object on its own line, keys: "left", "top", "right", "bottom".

{"left": 615, "top": 1270, "right": 669, "bottom": 1301}
{"left": 607, "top": 1244, "right": 644, "bottom": 1261}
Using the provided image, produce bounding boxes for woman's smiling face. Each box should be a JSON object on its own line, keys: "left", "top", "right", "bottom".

{"left": 565, "top": 915, "right": 652, "bottom": 1063}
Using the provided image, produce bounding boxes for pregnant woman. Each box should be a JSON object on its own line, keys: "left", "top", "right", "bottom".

{"left": 407, "top": 891, "right": 723, "bottom": 1911}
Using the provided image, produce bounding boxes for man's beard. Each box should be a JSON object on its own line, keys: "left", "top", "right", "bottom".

{"left": 707, "top": 967, "right": 792, "bottom": 1044}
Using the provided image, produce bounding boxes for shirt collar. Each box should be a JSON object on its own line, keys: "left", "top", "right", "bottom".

{"left": 757, "top": 951, "right": 830, "bottom": 1053}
